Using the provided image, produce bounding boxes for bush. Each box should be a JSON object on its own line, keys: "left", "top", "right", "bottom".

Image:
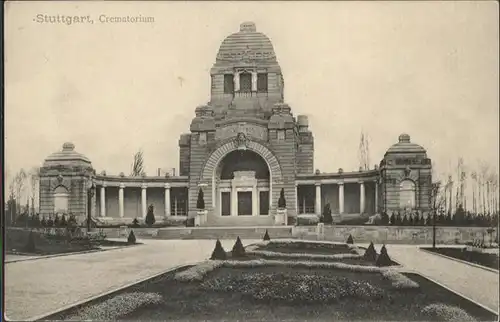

{"left": 263, "top": 230, "right": 270, "bottom": 241}
{"left": 278, "top": 188, "right": 286, "bottom": 209}
{"left": 127, "top": 230, "right": 136, "bottom": 244}
{"left": 196, "top": 188, "right": 205, "bottom": 209}
{"left": 54, "top": 214, "right": 60, "bottom": 227}
{"left": 381, "top": 212, "right": 389, "bottom": 225}
{"left": 132, "top": 218, "right": 140, "bottom": 227}
{"left": 363, "top": 242, "right": 377, "bottom": 262}
{"left": 421, "top": 304, "right": 477, "bottom": 322}
{"left": 231, "top": 236, "right": 246, "bottom": 258}
{"left": 210, "top": 239, "right": 227, "bottom": 260}
{"left": 60, "top": 214, "right": 67, "bottom": 227}
{"left": 381, "top": 270, "right": 419, "bottom": 290}
{"left": 24, "top": 230, "right": 36, "bottom": 252}
{"left": 145, "top": 205, "right": 156, "bottom": 226}
{"left": 297, "top": 214, "right": 320, "bottom": 226}
{"left": 376, "top": 245, "right": 392, "bottom": 267}
{"left": 346, "top": 234, "right": 354, "bottom": 244}
{"left": 322, "top": 203, "right": 333, "bottom": 224}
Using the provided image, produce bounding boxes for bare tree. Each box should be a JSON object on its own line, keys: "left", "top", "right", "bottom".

{"left": 29, "top": 167, "right": 40, "bottom": 215}
{"left": 14, "top": 169, "right": 27, "bottom": 216}
{"left": 479, "top": 162, "right": 490, "bottom": 214}
{"left": 471, "top": 171, "right": 478, "bottom": 214}
{"left": 358, "top": 131, "right": 370, "bottom": 171}
{"left": 431, "top": 181, "right": 446, "bottom": 213}
{"left": 130, "top": 150, "right": 145, "bottom": 176}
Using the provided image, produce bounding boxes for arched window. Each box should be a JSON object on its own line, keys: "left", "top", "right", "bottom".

{"left": 399, "top": 180, "right": 416, "bottom": 210}
{"left": 54, "top": 185, "right": 69, "bottom": 214}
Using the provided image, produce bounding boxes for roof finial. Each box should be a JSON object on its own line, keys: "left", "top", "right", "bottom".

{"left": 240, "top": 22, "right": 256, "bottom": 32}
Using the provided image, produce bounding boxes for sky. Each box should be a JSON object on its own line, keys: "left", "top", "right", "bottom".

{"left": 4, "top": 1, "right": 499, "bottom": 206}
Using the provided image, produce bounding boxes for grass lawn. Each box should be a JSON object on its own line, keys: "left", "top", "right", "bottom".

{"left": 422, "top": 247, "right": 499, "bottom": 270}
{"left": 55, "top": 265, "right": 497, "bottom": 321}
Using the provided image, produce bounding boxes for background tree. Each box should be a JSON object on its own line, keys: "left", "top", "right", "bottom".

{"left": 29, "top": 167, "right": 40, "bottom": 216}
{"left": 130, "top": 150, "right": 145, "bottom": 176}
{"left": 14, "top": 169, "right": 27, "bottom": 218}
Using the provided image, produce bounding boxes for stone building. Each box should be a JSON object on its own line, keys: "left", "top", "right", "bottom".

{"left": 38, "top": 22, "right": 432, "bottom": 226}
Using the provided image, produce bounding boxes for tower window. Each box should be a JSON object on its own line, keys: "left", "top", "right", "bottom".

{"left": 224, "top": 74, "right": 234, "bottom": 94}
{"left": 257, "top": 73, "right": 268, "bottom": 92}
{"left": 239, "top": 72, "right": 252, "bottom": 93}
{"left": 277, "top": 130, "right": 285, "bottom": 141}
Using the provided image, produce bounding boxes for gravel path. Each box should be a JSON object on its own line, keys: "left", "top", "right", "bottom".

{"left": 386, "top": 244, "right": 499, "bottom": 314}
{"left": 4, "top": 239, "right": 259, "bottom": 321}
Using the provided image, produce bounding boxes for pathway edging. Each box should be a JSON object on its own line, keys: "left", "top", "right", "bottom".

{"left": 26, "top": 262, "right": 198, "bottom": 321}
{"left": 420, "top": 248, "right": 499, "bottom": 273}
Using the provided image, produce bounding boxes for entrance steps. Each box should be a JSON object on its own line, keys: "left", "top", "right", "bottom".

{"left": 156, "top": 226, "right": 292, "bottom": 240}
{"left": 206, "top": 215, "right": 275, "bottom": 227}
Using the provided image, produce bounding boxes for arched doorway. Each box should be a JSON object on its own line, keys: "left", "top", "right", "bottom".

{"left": 399, "top": 179, "right": 416, "bottom": 210}
{"left": 54, "top": 185, "right": 69, "bottom": 214}
{"left": 215, "top": 149, "right": 271, "bottom": 217}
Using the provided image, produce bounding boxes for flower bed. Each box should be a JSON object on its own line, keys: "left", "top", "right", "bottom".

{"left": 422, "top": 247, "right": 499, "bottom": 270}
{"left": 54, "top": 265, "right": 498, "bottom": 321}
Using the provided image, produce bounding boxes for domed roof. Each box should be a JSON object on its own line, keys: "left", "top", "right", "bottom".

{"left": 43, "top": 142, "right": 92, "bottom": 168}
{"left": 386, "top": 134, "right": 426, "bottom": 154}
{"left": 216, "top": 22, "right": 277, "bottom": 62}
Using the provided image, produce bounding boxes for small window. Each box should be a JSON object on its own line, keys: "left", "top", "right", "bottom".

{"left": 224, "top": 74, "right": 234, "bottom": 94}
{"left": 277, "top": 130, "right": 285, "bottom": 141}
{"left": 240, "top": 72, "right": 252, "bottom": 93}
{"left": 257, "top": 73, "right": 268, "bottom": 92}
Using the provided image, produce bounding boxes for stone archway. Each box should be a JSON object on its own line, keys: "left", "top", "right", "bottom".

{"left": 201, "top": 139, "right": 283, "bottom": 213}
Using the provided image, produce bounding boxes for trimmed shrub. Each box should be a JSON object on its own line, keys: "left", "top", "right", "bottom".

{"left": 145, "top": 205, "right": 156, "bottom": 226}
{"left": 41, "top": 216, "right": 47, "bottom": 227}
{"left": 263, "top": 229, "right": 270, "bottom": 241}
{"left": 54, "top": 214, "right": 60, "bottom": 227}
{"left": 210, "top": 239, "right": 227, "bottom": 260}
{"left": 278, "top": 188, "right": 286, "bottom": 209}
{"left": 346, "top": 234, "right": 354, "bottom": 244}
{"left": 24, "top": 230, "right": 36, "bottom": 252}
{"left": 376, "top": 245, "right": 392, "bottom": 267}
{"left": 196, "top": 188, "right": 205, "bottom": 209}
{"left": 132, "top": 218, "right": 140, "bottom": 227}
{"left": 127, "top": 230, "right": 136, "bottom": 244}
{"left": 363, "top": 242, "right": 377, "bottom": 262}
{"left": 421, "top": 304, "right": 477, "bottom": 322}
{"left": 322, "top": 203, "right": 333, "bottom": 224}
{"left": 60, "top": 214, "right": 67, "bottom": 227}
{"left": 231, "top": 236, "right": 246, "bottom": 258}
{"left": 381, "top": 212, "right": 389, "bottom": 225}
{"left": 389, "top": 212, "right": 396, "bottom": 225}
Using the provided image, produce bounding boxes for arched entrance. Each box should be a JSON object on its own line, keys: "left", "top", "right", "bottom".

{"left": 200, "top": 138, "right": 283, "bottom": 221}
{"left": 216, "top": 150, "right": 270, "bottom": 217}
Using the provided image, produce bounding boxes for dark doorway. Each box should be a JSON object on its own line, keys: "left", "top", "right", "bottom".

{"left": 237, "top": 191, "right": 252, "bottom": 216}
{"left": 221, "top": 192, "right": 231, "bottom": 216}
{"left": 259, "top": 191, "right": 269, "bottom": 215}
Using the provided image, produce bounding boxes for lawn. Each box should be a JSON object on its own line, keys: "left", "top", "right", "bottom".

{"left": 5, "top": 228, "right": 136, "bottom": 256}
{"left": 48, "top": 239, "right": 498, "bottom": 321}
{"left": 423, "top": 247, "right": 499, "bottom": 270}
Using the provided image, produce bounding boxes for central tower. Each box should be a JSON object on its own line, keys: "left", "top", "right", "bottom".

{"left": 179, "top": 22, "right": 314, "bottom": 226}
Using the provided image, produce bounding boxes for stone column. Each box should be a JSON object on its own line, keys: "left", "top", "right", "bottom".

{"left": 315, "top": 183, "right": 321, "bottom": 215}
{"left": 374, "top": 180, "right": 379, "bottom": 213}
{"left": 359, "top": 181, "right": 365, "bottom": 214}
{"left": 100, "top": 184, "right": 106, "bottom": 217}
{"left": 234, "top": 72, "right": 240, "bottom": 92}
{"left": 251, "top": 71, "right": 257, "bottom": 91}
{"left": 165, "top": 183, "right": 171, "bottom": 217}
{"left": 119, "top": 184, "right": 124, "bottom": 218}
{"left": 231, "top": 185, "right": 237, "bottom": 216}
{"left": 339, "top": 182, "right": 344, "bottom": 214}
{"left": 252, "top": 185, "right": 258, "bottom": 216}
{"left": 141, "top": 184, "right": 147, "bottom": 219}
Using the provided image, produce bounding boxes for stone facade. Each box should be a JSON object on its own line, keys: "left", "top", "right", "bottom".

{"left": 38, "top": 22, "right": 433, "bottom": 227}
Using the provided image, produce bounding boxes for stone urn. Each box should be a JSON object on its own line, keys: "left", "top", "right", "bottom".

{"left": 275, "top": 208, "right": 287, "bottom": 225}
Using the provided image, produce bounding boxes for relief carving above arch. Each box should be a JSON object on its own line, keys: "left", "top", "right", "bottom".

{"left": 215, "top": 122, "right": 268, "bottom": 142}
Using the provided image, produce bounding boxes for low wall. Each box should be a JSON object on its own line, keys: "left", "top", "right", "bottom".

{"left": 293, "top": 225, "right": 496, "bottom": 244}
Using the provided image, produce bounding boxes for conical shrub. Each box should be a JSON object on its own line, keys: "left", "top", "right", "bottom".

{"left": 346, "top": 234, "right": 354, "bottom": 244}
{"left": 231, "top": 236, "right": 246, "bottom": 258}
{"left": 363, "top": 241, "right": 377, "bottom": 262}
{"left": 210, "top": 239, "right": 227, "bottom": 260}
{"left": 127, "top": 230, "right": 136, "bottom": 244}
{"left": 263, "top": 229, "right": 270, "bottom": 241}
{"left": 376, "top": 244, "right": 392, "bottom": 267}
{"left": 24, "top": 230, "right": 36, "bottom": 253}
